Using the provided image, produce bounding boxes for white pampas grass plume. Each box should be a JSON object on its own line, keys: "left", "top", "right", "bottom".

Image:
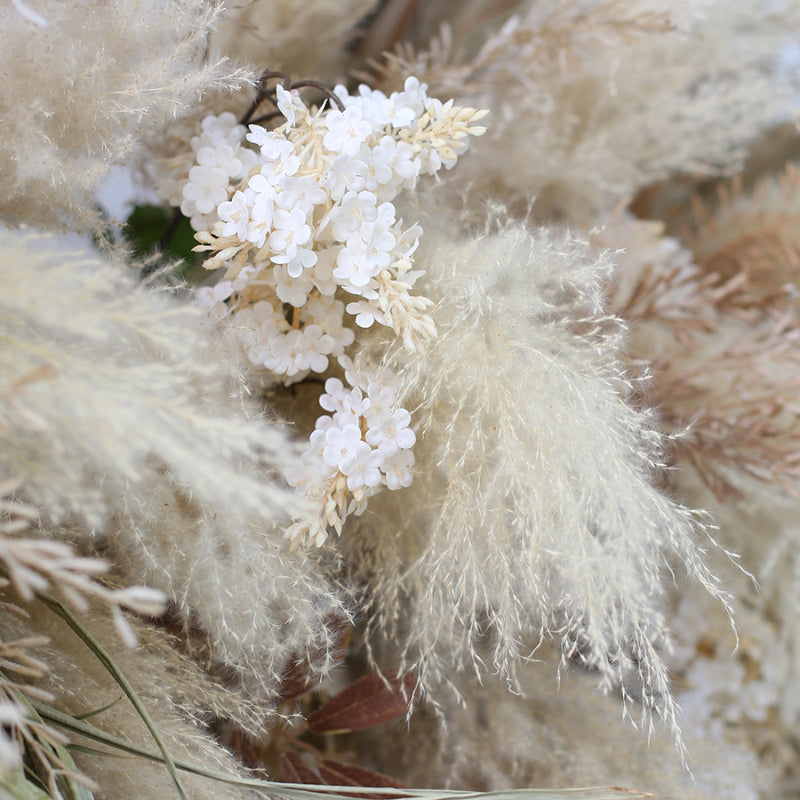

{"left": 0, "top": 0, "right": 255, "bottom": 232}
{"left": 0, "top": 230, "right": 300, "bottom": 530}
{"left": 348, "top": 208, "right": 729, "bottom": 743}
{"left": 0, "top": 229, "right": 347, "bottom": 696}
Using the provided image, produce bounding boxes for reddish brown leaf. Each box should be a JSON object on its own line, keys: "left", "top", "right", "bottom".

{"left": 318, "top": 759, "right": 406, "bottom": 788}
{"left": 307, "top": 669, "right": 417, "bottom": 734}
{"left": 277, "top": 659, "right": 314, "bottom": 702}
{"left": 226, "top": 728, "right": 260, "bottom": 770}
{"left": 279, "top": 751, "right": 325, "bottom": 783}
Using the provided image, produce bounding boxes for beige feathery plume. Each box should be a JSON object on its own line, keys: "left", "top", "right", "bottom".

{"left": 344, "top": 206, "right": 729, "bottom": 747}
{"left": 0, "top": 596, "right": 266, "bottom": 800}
{"left": 0, "top": 228, "right": 348, "bottom": 700}
{"left": 0, "top": 0, "right": 255, "bottom": 233}
{"left": 602, "top": 180, "right": 800, "bottom": 794}
{"left": 211, "top": 0, "right": 379, "bottom": 79}
{"left": 355, "top": 647, "right": 769, "bottom": 797}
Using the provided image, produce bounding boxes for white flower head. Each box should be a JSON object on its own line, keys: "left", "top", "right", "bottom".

{"left": 323, "top": 106, "right": 373, "bottom": 157}
{"left": 276, "top": 84, "right": 299, "bottom": 127}
{"left": 218, "top": 188, "right": 253, "bottom": 242}
{"left": 181, "top": 165, "right": 228, "bottom": 217}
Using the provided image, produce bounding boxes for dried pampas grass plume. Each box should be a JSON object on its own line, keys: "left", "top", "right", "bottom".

{"left": 0, "top": 228, "right": 348, "bottom": 700}
{"left": 370, "top": 0, "right": 799, "bottom": 221}
{"left": 0, "top": 0, "right": 255, "bottom": 233}
{"left": 357, "top": 648, "right": 768, "bottom": 797}
{"left": 346, "top": 207, "right": 729, "bottom": 746}
{"left": 211, "top": 0, "right": 379, "bottom": 78}
{"left": 0, "top": 598, "right": 265, "bottom": 800}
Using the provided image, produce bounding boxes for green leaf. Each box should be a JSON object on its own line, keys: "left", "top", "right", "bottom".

{"left": 0, "top": 768, "right": 54, "bottom": 800}
{"left": 123, "top": 205, "right": 199, "bottom": 271}
{"left": 12, "top": 687, "right": 96, "bottom": 800}
{"left": 74, "top": 697, "right": 122, "bottom": 721}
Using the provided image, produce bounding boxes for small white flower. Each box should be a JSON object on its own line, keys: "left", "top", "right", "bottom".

{"left": 248, "top": 165, "right": 282, "bottom": 195}
{"left": 361, "top": 140, "right": 395, "bottom": 191}
{"left": 319, "top": 377, "right": 348, "bottom": 412}
{"left": 346, "top": 299, "right": 386, "bottom": 328}
{"left": 245, "top": 190, "right": 275, "bottom": 248}
{"left": 320, "top": 380, "right": 370, "bottom": 424}
{"left": 298, "top": 325, "right": 336, "bottom": 373}
{"left": 181, "top": 165, "right": 229, "bottom": 216}
{"left": 342, "top": 442, "right": 383, "bottom": 490}
{"left": 330, "top": 191, "right": 378, "bottom": 242}
{"left": 276, "top": 176, "right": 328, "bottom": 215}
{"left": 323, "top": 106, "right": 373, "bottom": 157}
{"left": 218, "top": 188, "right": 253, "bottom": 241}
{"left": 310, "top": 247, "right": 339, "bottom": 296}
{"left": 323, "top": 424, "right": 365, "bottom": 471}
{"left": 194, "top": 112, "right": 243, "bottom": 150}
{"left": 364, "top": 384, "right": 397, "bottom": 423}
{"left": 285, "top": 246, "right": 318, "bottom": 279}
{"left": 335, "top": 237, "right": 382, "bottom": 288}
{"left": 302, "top": 296, "right": 355, "bottom": 352}
{"left": 389, "top": 76, "right": 428, "bottom": 125}
{"left": 276, "top": 84, "right": 299, "bottom": 127}
{"left": 326, "top": 153, "right": 368, "bottom": 200}
{"left": 366, "top": 407, "right": 415, "bottom": 455}
{"left": 381, "top": 448, "right": 415, "bottom": 490}
{"left": 196, "top": 143, "right": 244, "bottom": 180}
{"left": 270, "top": 207, "right": 312, "bottom": 264}
{"left": 273, "top": 264, "right": 314, "bottom": 307}
{"left": 351, "top": 84, "right": 396, "bottom": 130}
{"left": 246, "top": 127, "right": 301, "bottom": 174}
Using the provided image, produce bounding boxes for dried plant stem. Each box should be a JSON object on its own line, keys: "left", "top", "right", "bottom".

{"left": 31, "top": 701, "right": 654, "bottom": 800}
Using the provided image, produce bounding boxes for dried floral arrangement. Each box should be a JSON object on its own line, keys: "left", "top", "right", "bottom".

{"left": 2, "top": 1, "right": 800, "bottom": 799}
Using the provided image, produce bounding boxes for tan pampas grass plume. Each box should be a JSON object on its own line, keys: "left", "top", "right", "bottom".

{"left": 370, "top": 0, "right": 799, "bottom": 221}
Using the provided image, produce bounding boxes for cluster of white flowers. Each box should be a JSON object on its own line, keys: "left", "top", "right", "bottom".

{"left": 157, "top": 112, "right": 258, "bottom": 232}
{"left": 670, "top": 589, "right": 795, "bottom": 733}
{"left": 158, "top": 76, "right": 486, "bottom": 545}
{"left": 286, "top": 356, "right": 416, "bottom": 546}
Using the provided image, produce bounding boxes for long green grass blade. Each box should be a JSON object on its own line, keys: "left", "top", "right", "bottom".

{"left": 32, "top": 700, "right": 651, "bottom": 800}
{"left": 74, "top": 697, "right": 122, "bottom": 721}
{"left": 36, "top": 593, "right": 187, "bottom": 800}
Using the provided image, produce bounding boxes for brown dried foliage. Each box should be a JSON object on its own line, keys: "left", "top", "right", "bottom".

{"left": 618, "top": 167, "right": 800, "bottom": 500}
{"left": 308, "top": 669, "right": 417, "bottom": 734}
{"left": 684, "top": 165, "right": 800, "bottom": 302}
{"left": 651, "top": 318, "right": 800, "bottom": 500}
{"left": 222, "top": 666, "right": 413, "bottom": 787}
{"left": 279, "top": 750, "right": 324, "bottom": 783}
{"left": 318, "top": 758, "right": 405, "bottom": 788}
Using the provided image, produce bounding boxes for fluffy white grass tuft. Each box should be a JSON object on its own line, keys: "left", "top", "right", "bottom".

{"left": 0, "top": 228, "right": 348, "bottom": 698}
{"left": 346, "top": 207, "right": 730, "bottom": 746}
